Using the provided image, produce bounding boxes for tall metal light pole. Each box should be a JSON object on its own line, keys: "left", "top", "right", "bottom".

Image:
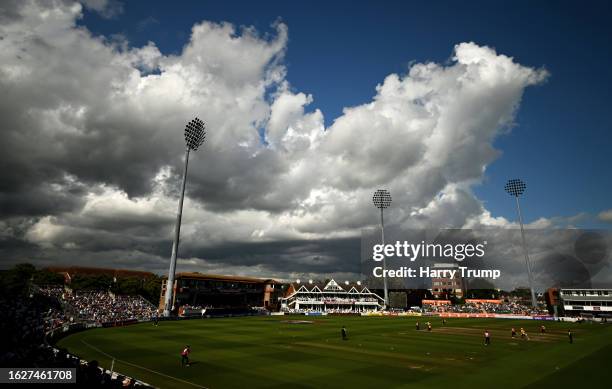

{"left": 163, "top": 118, "right": 206, "bottom": 317}
{"left": 373, "top": 189, "right": 392, "bottom": 308}
{"left": 504, "top": 178, "right": 537, "bottom": 308}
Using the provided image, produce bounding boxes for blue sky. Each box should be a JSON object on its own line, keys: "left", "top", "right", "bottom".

{"left": 1, "top": 0, "right": 611, "bottom": 276}
{"left": 78, "top": 0, "right": 612, "bottom": 227}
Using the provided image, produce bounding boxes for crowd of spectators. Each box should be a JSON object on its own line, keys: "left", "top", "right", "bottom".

{"left": 1, "top": 286, "right": 154, "bottom": 387}
{"left": 422, "top": 301, "right": 548, "bottom": 315}
{"left": 9, "top": 345, "right": 145, "bottom": 388}
{"left": 38, "top": 287, "right": 156, "bottom": 326}
{"left": 52, "top": 352, "right": 147, "bottom": 388}
{"left": 180, "top": 304, "right": 210, "bottom": 311}
{"left": 0, "top": 292, "right": 63, "bottom": 366}
{"left": 66, "top": 291, "right": 156, "bottom": 324}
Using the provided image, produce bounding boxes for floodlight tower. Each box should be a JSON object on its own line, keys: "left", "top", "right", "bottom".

{"left": 163, "top": 118, "right": 206, "bottom": 317}
{"left": 373, "top": 189, "right": 392, "bottom": 308}
{"left": 504, "top": 178, "right": 537, "bottom": 308}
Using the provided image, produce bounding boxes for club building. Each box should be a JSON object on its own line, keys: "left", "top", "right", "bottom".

{"left": 160, "top": 272, "right": 284, "bottom": 312}
{"left": 559, "top": 288, "right": 612, "bottom": 317}
{"left": 430, "top": 263, "right": 466, "bottom": 299}
{"left": 281, "top": 279, "right": 385, "bottom": 313}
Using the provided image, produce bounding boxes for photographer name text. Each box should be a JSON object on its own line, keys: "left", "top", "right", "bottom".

{"left": 372, "top": 266, "right": 501, "bottom": 280}
{"left": 372, "top": 240, "right": 501, "bottom": 280}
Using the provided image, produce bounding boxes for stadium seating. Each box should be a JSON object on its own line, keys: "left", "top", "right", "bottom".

{"left": 38, "top": 287, "right": 156, "bottom": 327}
{"left": 0, "top": 286, "right": 155, "bottom": 387}
{"left": 421, "top": 301, "right": 548, "bottom": 315}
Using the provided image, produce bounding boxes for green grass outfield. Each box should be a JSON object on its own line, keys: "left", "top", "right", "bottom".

{"left": 57, "top": 316, "right": 612, "bottom": 389}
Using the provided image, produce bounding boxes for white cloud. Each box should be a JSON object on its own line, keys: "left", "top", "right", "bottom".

{"left": 25, "top": 216, "right": 65, "bottom": 248}
{"left": 599, "top": 209, "right": 612, "bottom": 223}
{"left": 80, "top": 0, "right": 123, "bottom": 19}
{"left": 0, "top": 1, "right": 552, "bottom": 277}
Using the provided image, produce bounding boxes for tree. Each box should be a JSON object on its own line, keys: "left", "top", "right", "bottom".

{"left": 466, "top": 278, "right": 500, "bottom": 299}
{"left": 141, "top": 275, "right": 162, "bottom": 304}
{"left": 0, "top": 263, "right": 37, "bottom": 296}
{"left": 70, "top": 274, "right": 114, "bottom": 290}
{"left": 32, "top": 270, "right": 64, "bottom": 285}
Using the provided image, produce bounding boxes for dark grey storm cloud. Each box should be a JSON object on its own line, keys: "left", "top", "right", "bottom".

{"left": 181, "top": 237, "right": 362, "bottom": 275}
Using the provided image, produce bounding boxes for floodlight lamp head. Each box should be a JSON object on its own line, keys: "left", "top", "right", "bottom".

{"left": 373, "top": 189, "right": 392, "bottom": 209}
{"left": 184, "top": 117, "right": 206, "bottom": 151}
{"left": 504, "top": 178, "right": 526, "bottom": 197}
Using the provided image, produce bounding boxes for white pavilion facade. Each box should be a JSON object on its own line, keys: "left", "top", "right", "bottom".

{"left": 281, "top": 279, "right": 384, "bottom": 313}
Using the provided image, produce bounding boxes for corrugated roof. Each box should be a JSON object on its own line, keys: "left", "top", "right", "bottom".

{"left": 45, "top": 266, "right": 154, "bottom": 278}
{"left": 171, "top": 272, "right": 281, "bottom": 284}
